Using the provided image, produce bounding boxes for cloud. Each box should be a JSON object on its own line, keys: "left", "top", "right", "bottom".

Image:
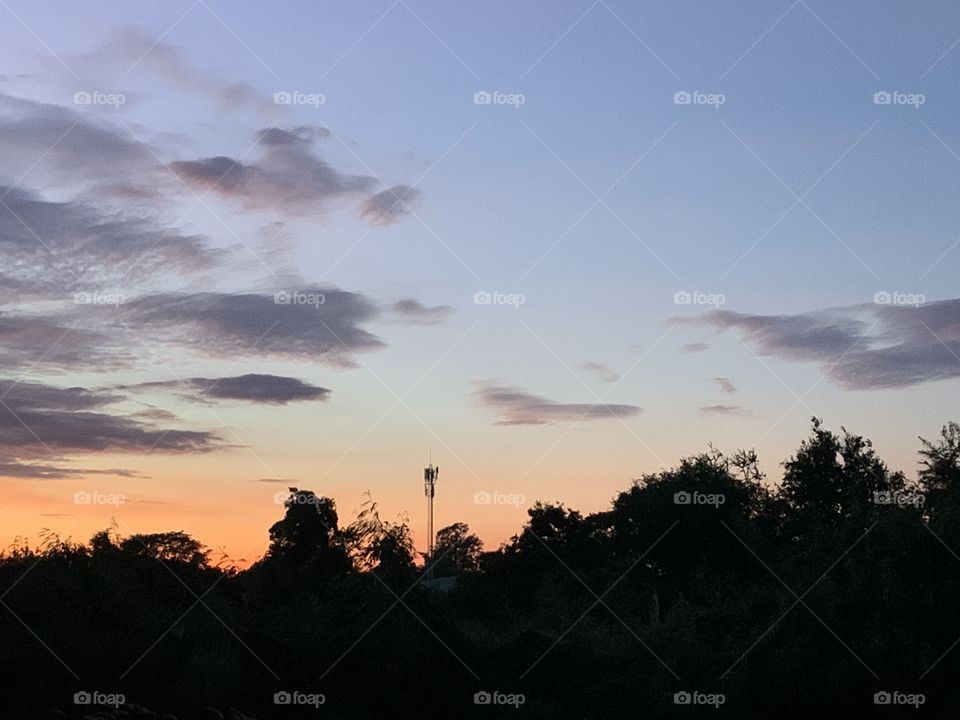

{"left": 257, "top": 126, "right": 330, "bottom": 145}
{"left": 713, "top": 377, "right": 737, "bottom": 394}
{"left": 256, "top": 477, "right": 298, "bottom": 484}
{"left": 122, "top": 288, "right": 384, "bottom": 367}
{"left": 0, "top": 93, "right": 156, "bottom": 191}
{"left": 680, "top": 342, "right": 709, "bottom": 353}
{"left": 131, "top": 407, "right": 180, "bottom": 422}
{"left": 123, "top": 374, "right": 331, "bottom": 405}
{"left": 0, "top": 461, "right": 143, "bottom": 480}
{"left": 678, "top": 299, "right": 960, "bottom": 390}
{"left": 169, "top": 125, "right": 375, "bottom": 214}
{"left": 52, "top": 25, "right": 276, "bottom": 115}
{"left": 0, "top": 312, "right": 132, "bottom": 370}
{"left": 390, "top": 298, "right": 453, "bottom": 325}
{"left": 361, "top": 185, "right": 420, "bottom": 225}
{"left": 3, "top": 288, "right": 445, "bottom": 374}
{"left": 0, "top": 185, "right": 220, "bottom": 296}
{"left": 699, "top": 404, "right": 749, "bottom": 417}
{"left": 0, "top": 379, "right": 224, "bottom": 466}
{"left": 168, "top": 126, "right": 417, "bottom": 225}
{"left": 580, "top": 361, "right": 620, "bottom": 383}
{"left": 474, "top": 381, "right": 641, "bottom": 426}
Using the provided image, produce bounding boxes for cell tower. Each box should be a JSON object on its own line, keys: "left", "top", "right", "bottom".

{"left": 424, "top": 459, "right": 439, "bottom": 565}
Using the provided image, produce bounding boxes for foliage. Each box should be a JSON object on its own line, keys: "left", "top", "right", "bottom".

{"left": 2, "top": 419, "right": 959, "bottom": 718}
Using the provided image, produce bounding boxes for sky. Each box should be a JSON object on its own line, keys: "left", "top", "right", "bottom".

{"left": 1, "top": 0, "right": 959, "bottom": 565}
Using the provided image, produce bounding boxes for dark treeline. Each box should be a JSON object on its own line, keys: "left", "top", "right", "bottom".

{"left": 2, "top": 418, "right": 960, "bottom": 718}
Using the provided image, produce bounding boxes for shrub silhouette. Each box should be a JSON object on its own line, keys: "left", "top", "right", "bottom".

{"left": 1, "top": 418, "right": 959, "bottom": 718}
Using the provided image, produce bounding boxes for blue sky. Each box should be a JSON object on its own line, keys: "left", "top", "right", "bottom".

{"left": 1, "top": 0, "right": 959, "bottom": 559}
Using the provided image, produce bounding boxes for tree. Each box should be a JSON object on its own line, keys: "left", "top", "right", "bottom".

{"left": 606, "top": 448, "right": 771, "bottom": 607}
{"left": 919, "top": 422, "right": 960, "bottom": 519}
{"left": 345, "top": 495, "right": 416, "bottom": 586}
{"left": 267, "top": 487, "right": 350, "bottom": 572}
{"left": 432, "top": 522, "right": 482, "bottom": 575}
{"left": 508, "top": 502, "right": 587, "bottom": 557}
{"left": 779, "top": 418, "right": 904, "bottom": 536}
{"left": 119, "top": 531, "right": 209, "bottom": 567}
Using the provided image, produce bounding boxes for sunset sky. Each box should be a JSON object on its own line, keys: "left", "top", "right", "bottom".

{"left": 2, "top": 0, "right": 959, "bottom": 564}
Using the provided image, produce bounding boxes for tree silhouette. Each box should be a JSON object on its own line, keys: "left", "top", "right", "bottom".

{"left": 119, "top": 531, "right": 209, "bottom": 566}
{"left": 2, "top": 422, "right": 960, "bottom": 718}
{"left": 920, "top": 421, "right": 960, "bottom": 520}
{"left": 266, "top": 487, "right": 350, "bottom": 572}
{"left": 432, "top": 522, "right": 483, "bottom": 575}
{"left": 345, "top": 494, "right": 416, "bottom": 587}
{"left": 780, "top": 417, "right": 904, "bottom": 537}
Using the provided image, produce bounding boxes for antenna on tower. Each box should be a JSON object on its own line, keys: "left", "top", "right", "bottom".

{"left": 424, "top": 456, "right": 439, "bottom": 578}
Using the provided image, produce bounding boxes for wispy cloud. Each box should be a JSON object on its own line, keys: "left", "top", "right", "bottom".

{"left": 0, "top": 379, "right": 224, "bottom": 470}
{"left": 678, "top": 299, "right": 960, "bottom": 390}
{"left": 474, "top": 381, "right": 641, "bottom": 426}
{"left": 169, "top": 124, "right": 371, "bottom": 211}
{"left": 0, "top": 185, "right": 220, "bottom": 296}
{"left": 713, "top": 377, "right": 737, "bottom": 394}
{"left": 123, "top": 288, "right": 384, "bottom": 367}
{"left": 699, "top": 404, "right": 749, "bottom": 417}
{"left": 121, "top": 373, "right": 331, "bottom": 405}
{"left": 580, "top": 361, "right": 620, "bottom": 383}
{"left": 390, "top": 298, "right": 453, "bottom": 325}
{"left": 361, "top": 185, "right": 420, "bottom": 225}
